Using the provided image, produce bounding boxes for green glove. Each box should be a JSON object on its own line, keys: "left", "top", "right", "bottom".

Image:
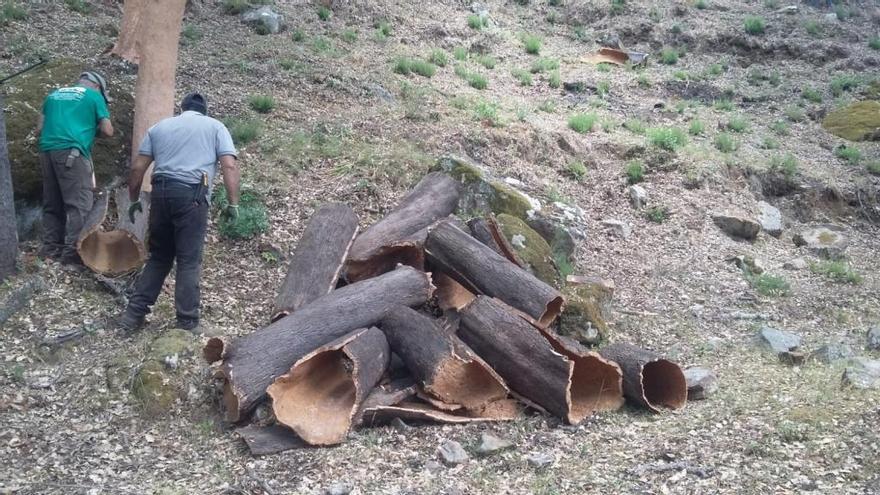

{"left": 223, "top": 204, "right": 240, "bottom": 221}
{"left": 128, "top": 200, "right": 142, "bottom": 223}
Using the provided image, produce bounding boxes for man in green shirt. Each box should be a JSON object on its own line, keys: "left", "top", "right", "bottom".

{"left": 36, "top": 71, "right": 114, "bottom": 265}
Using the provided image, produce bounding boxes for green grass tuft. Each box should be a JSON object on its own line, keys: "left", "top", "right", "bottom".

{"left": 801, "top": 87, "right": 822, "bottom": 103}
{"left": 248, "top": 94, "right": 275, "bottom": 113}
{"left": 530, "top": 58, "right": 560, "bottom": 73}
{"left": 834, "top": 145, "right": 861, "bottom": 165}
{"left": 727, "top": 115, "right": 749, "bottom": 133}
{"left": 317, "top": 6, "right": 332, "bottom": 21}
{"left": 784, "top": 105, "right": 805, "bottom": 122}
{"left": 714, "top": 98, "right": 734, "bottom": 111}
{"left": 375, "top": 20, "right": 392, "bottom": 40}
{"left": 429, "top": 49, "right": 448, "bottom": 67}
{"left": 512, "top": 68, "right": 533, "bottom": 86}
{"left": 647, "top": 126, "right": 687, "bottom": 151}
{"left": 870, "top": 37, "right": 880, "bottom": 50}
{"left": 341, "top": 28, "right": 358, "bottom": 43}
{"left": 810, "top": 261, "right": 862, "bottom": 284}
{"left": 454, "top": 65, "right": 488, "bottom": 89}
{"left": 64, "top": 0, "right": 92, "bottom": 14}
{"left": 226, "top": 118, "right": 262, "bottom": 145}
{"left": 746, "top": 270, "right": 790, "bottom": 297}
{"left": 567, "top": 161, "right": 587, "bottom": 181}
{"left": 624, "top": 119, "right": 646, "bottom": 134}
{"left": 625, "top": 160, "right": 645, "bottom": 184}
{"left": 760, "top": 136, "right": 779, "bottom": 150}
{"left": 714, "top": 132, "right": 736, "bottom": 153}
{"left": 0, "top": 1, "right": 27, "bottom": 24}
{"left": 394, "top": 58, "right": 437, "bottom": 78}
{"left": 830, "top": 74, "right": 860, "bottom": 97}
{"left": 645, "top": 206, "right": 669, "bottom": 223}
{"left": 475, "top": 55, "right": 496, "bottom": 69}
{"left": 467, "top": 14, "right": 488, "bottom": 29}
{"left": 473, "top": 99, "right": 503, "bottom": 127}
{"left": 568, "top": 113, "right": 598, "bottom": 133}
{"left": 769, "top": 153, "right": 798, "bottom": 177}
{"left": 291, "top": 28, "right": 305, "bottom": 42}
{"left": 744, "top": 15, "right": 766, "bottom": 35}
{"left": 523, "top": 34, "right": 542, "bottom": 55}
{"left": 695, "top": 0, "right": 707, "bottom": 9}
{"left": 689, "top": 119, "right": 705, "bottom": 136}
{"left": 804, "top": 19, "right": 821, "bottom": 37}
{"left": 213, "top": 186, "right": 269, "bottom": 240}
{"left": 547, "top": 70, "right": 561, "bottom": 88}
{"left": 453, "top": 46, "right": 468, "bottom": 61}
{"left": 659, "top": 47, "right": 679, "bottom": 65}
{"left": 770, "top": 120, "right": 789, "bottom": 135}
{"left": 866, "top": 162, "right": 880, "bottom": 176}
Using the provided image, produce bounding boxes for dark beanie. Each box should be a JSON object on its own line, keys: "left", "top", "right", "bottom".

{"left": 181, "top": 92, "right": 208, "bottom": 115}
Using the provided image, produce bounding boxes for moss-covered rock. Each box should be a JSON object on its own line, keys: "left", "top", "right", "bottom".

{"left": 558, "top": 277, "right": 614, "bottom": 346}
{"left": 431, "top": 155, "right": 539, "bottom": 221}
{"left": 822, "top": 101, "right": 880, "bottom": 142}
{"left": 131, "top": 360, "right": 178, "bottom": 416}
{"left": 147, "top": 329, "right": 197, "bottom": 362}
{"left": 4, "top": 59, "right": 134, "bottom": 202}
{"left": 495, "top": 213, "right": 560, "bottom": 286}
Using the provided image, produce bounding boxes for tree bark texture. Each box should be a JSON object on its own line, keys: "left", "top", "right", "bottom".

{"left": 111, "top": 0, "right": 147, "bottom": 64}
{"left": 380, "top": 306, "right": 508, "bottom": 410}
{"left": 267, "top": 327, "right": 389, "bottom": 445}
{"left": 77, "top": 187, "right": 150, "bottom": 275}
{"left": 0, "top": 93, "right": 18, "bottom": 281}
{"left": 426, "top": 220, "right": 564, "bottom": 327}
{"left": 213, "top": 266, "right": 434, "bottom": 422}
{"left": 598, "top": 343, "right": 687, "bottom": 413}
{"left": 271, "top": 203, "right": 358, "bottom": 321}
{"left": 467, "top": 215, "right": 522, "bottom": 267}
{"left": 346, "top": 172, "right": 459, "bottom": 281}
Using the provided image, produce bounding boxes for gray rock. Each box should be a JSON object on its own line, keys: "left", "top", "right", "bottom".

{"left": 793, "top": 224, "right": 848, "bottom": 260}
{"left": 867, "top": 326, "right": 880, "bottom": 351}
{"left": 438, "top": 440, "right": 469, "bottom": 465}
{"left": 684, "top": 367, "right": 717, "bottom": 400}
{"left": 727, "top": 255, "right": 764, "bottom": 274}
{"left": 390, "top": 417, "right": 409, "bottom": 432}
{"left": 842, "top": 357, "right": 880, "bottom": 389}
{"left": 757, "top": 201, "right": 783, "bottom": 237}
{"left": 324, "top": 483, "right": 352, "bottom": 495}
{"left": 602, "top": 219, "right": 631, "bottom": 239}
{"left": 758, "top": 326, "right": 801, "bottom": 354}
{"left": 424, "top": 460, "right": 443, "bottom": 472}
{"left": 241, "top": 6, "right": 285, "bottom": 34}
{"left": 476, "top": 433, "right": 513, "bottom": 455}
{"left": 628, "top": 185, "right": 648, "bottom": 209}
{"left": 526, "top": 452, "right": 554, "bottom": 469}
{"left": 712, "top": 213, "right": 761, "bottom": 240}
{"left": 783, "top": 257, "right": 808, "bottom": 271}
{"left": 812, "top": 342, "right": 854, "bottom": 363}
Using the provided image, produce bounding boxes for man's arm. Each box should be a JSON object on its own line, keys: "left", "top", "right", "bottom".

{"left": 129, "top": 154, "right": 152, "bottom": 202}
{"left": 219, "top": 155, "right": 240, "bottom": 206}
{"left": 98, "top": 118, "right": 114, "bottom": 137}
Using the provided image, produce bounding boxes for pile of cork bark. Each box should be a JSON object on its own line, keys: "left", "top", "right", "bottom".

{"left": 204, "top": 172, "right": 687, "bottom": 455}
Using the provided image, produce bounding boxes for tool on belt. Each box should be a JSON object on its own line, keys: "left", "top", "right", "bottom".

{"left": 64, "top": 148, "right": 80, "bottom": 168}
{"left": 193, "top": 171, "right": 208, "bottom": 204}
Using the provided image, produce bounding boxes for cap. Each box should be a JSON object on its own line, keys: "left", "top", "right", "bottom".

{"left": 79, "top": 71, "right": 111, "bottom": 104}
{"left": 181, "top": 92, "right": 208, "bottom": 115}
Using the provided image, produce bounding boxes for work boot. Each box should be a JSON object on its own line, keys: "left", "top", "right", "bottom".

{"left": 37, "top": 245, "right": 61, "bottom": 260}
{"left": 176, "top": 317, "right": 199, "bottom": 333}
{"left": 116, "top": 311, "right": 146, "bottom": 335}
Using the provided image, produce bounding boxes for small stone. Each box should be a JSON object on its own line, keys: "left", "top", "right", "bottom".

{"left": 758, "top": 326, "right": 801, "bottom": 355}
{"left": 240, "top": 6, "right": 285, "bottom": 34}
{"left": 712, "top": 213, "right": 761, "bottom": 241}
{"left": 526, "top": 452, "right": 554, "bottom": 469}
{"left": 628, "top": 185, "right": 648, "bottom": 209}
{"left": 783, "top": 258, "right": 808, "bottom": 271}
{"left": 727, "top": 255, "right": 764, "bottom": 274}
{"left": 793, "top": 224, "right": 848, "bottom": 260}
{"left": 812, "top": 342, "right": 854, "bottom": 363}
{"left": 324, "top": 483, "right": 352, "bottom": 495}
{"left": 842, "top": 358, "right": 880, "bottom": 389}
{"left": 476, "top": 433, "right": 513, "bottom": 455}
{"left": 867, "top": 326, "right": 880, "bottom": 351}
{"left": 438, "top": 440, "right": 469, "bottom": 465}
{"left": 602, "top": 219, "right": 631, "bottom": 239}
{"left": 684, "top": 367, "right": 717, "bottom": 400}
{"left": 757, "top": 201, "right": 783, "bottom": 237}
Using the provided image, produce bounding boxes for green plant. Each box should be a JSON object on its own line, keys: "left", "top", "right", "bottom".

{"left": 695, "top": 0, "right": 707, "bottom": 9}
{"left": 181, "top": 24, "right": 202, "bottom": 44}
{"left": 597, "top": 63, "right": 612, "bottom": 73}
{"left": 222, "top": 0, "right": 248, "bottom": 14}
{"left": 400, "top": 82, "right": 431, "bottom": 121}
{"left": 317, "top": 6, "right": 332, "bottom": 21}
{"left": 572, "top": 25, "right": 587, "bottom": 40}
{"left": 714, "top": 132, "right": 736, "bottom": 153}
{"left": 530, "top": 58, "right": 559, "bottom": 73}
{"left": 248, "top": 94, "right": 275, "bottom": 113}
{"left": 659, "top": 47, "right": 679, "bottom": 65}
{"left": 64, "top": 0, "right": 92, "bottom": 14}
{"left": 467, "top": 14, "right": 488, "bottom": 29}
{"left": 596, "top": 80, "right": 610, "bottom": 97}
{"left": 810, "top": 260, "right": 862, "bottom": 284}
{"left": 474, "top": 99, "right": 502, "bottom": 127}
{"left": 769, "top": 153, "right": 798, "bottom": 177}
{"left": 870, "top": 37, "right": 880, "bottom": 50}
{"left": 512, "top": 68, "right": 532, "bottom": 86}
{"left": 455, "top": 65, "right": 487, "bottom": 89}
{"left": 342, "top": 28, "right": 358, "bottom": 43}
{"left": 278, "top": 59, "right": 300, "bottom": 71}
{"left": 801, "top": 87, "right": 822, "bottom": 103}
{"left": 760, "top": 136, "right": 779, "bottom": 149}
{"left": 714, "top": 98, "right": 734, "bottom": 111}
{"left": 567, "top": 161, "right": 587, "bottom": 181}
{"left": 312, "top": 36, "right": 336, "bottom": 55}
{"left": 689, "top": 119, "right": 705, "bottom": 136}
{"left": 784, "top": 105, "right": 805, "bottom": 122}
{"left": 625, "top": 160, "right": 645, "bottom": 184}
{"left": 771, "top": 120, "right": 789, "bottom": 135}
{"left": 291, "top": 28, "right": 305, "bottom": 42}
{"left": 645, "top": 206, "right": 669, "bottom": 223}
{"left": 226, "top": 118, "right": 262, "bottom": 145}
{"left": 547, "top": 70, "right": 561, "bottom": 88}
{"left": 746, "top": 270, "right": 790, "bottom": 297}
{"left": 624, "top": 119, "right": 646, "bottom": 134}
{"left": 523, "top": 34, "right": 542, "bottom": 55}
{"left": 707, "top": 63, "right": 724, "bottom": 76}
{"left": 214, "top": 186, "right": 269, "bottom": 240}
{"left": 475, "top": 55, "right": 496, "bottom": 69}
{"left": 647, "top": 126, "right": 687, "bottom": 151}
{"left": 830, "top": 74, "right": 860, "bottom": 96}
{"left": 538, "top": 99, "right": 556, "bottom": 113}
{"left": 804, "top": 19, "right": 821, "bottom": 37}
{"left": 763, "top": 0, "right": 778, "bottom": 8}
{"left": 394, "top": 58, "right": 437, "bottom": 78}
{"left": 866, "top": 162, "right": 880, "bottom": 175}
{"left": 834, "top": 5, "right": 849, "bottom": 21}
{"left": 429, "top": 49, "right": 448, "bottom": 67}
{"left": 637, "top": 73, "right": 650, "bottom": 87}
{"left": 834, "top": 145, "right": 861, "bottom": 165}
{"left": 670, "top": 24, "right": 683, "bottom": 35}
{"left": 609, "top": 0, "right": 625, "bottom": 15}
{"left": 727, "top": 115, "right": 749, "bottom": 133}
{"left": 0, "top": 1, "right": 27, "bottom": 24}
{"left": 453, "top": 46, "right": 468, "bottom": 61}
{"left": 744, "top": 15, "right": 766, "bottom": 35}
{"left": 601, "top": 118, "right": 616, "bottom": 132}
{"left": 648, "top": 6, "right": 661, "bottom": 22}
{"left": 568, "top": 113, "right": 598, "bottom": 133}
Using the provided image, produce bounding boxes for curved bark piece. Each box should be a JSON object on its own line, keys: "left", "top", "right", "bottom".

{"left": 77, "top": 187, "right": 150, "bottom": 275}
{"left": 361, "top": 400, "right": 518, "bottom": 425}
{"left": 218, "top": 266, "right": 434, "bottom": 422}
{"left": 434, "top": 271, "right": 476, "bottom": 311}
{"left": 267, "top": 327, "right": 389, "bottom": 446}
{"left": 272, "top": 203, "right": 358, "bottom": 321}
{"left": 346, "top": 172, "right": 459, "bottom": 281}
{"left": 381, "top": 306, "right": 508, "bottom": 410}
{"left": 238, "top": 424, "right": 305, "bottom": 456}
{"left": 426, "top": 220, "right": 564, "bottom": 327}
{"left": 467, "top": 216, "right": 523, "bottom": 267}
{"left": 598, "top": 343, "right": 687, "bottom": 413}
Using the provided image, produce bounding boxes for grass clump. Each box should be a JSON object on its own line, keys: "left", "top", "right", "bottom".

{"left": 523, "top": 34, "right": 542, "bottom": 55}
{"left": 181, "top": 25, "right": 202, "bottom": 44}
{"left": 695, "top": 0, "right": 707, "bottom": 9}
{"left": 870, "top": 37, "right": 880, "bottom": 50}
{"left": 801, "top": 87, "right": 822, "bottom": 103}
{"left": 625, "top": 160, "right": 645, "bottom": 184}
{"left": 341, "top": 28, "right": 358, "bottom": 43}
{"left": 317, "top": 6, "right": 332, "bottom": 21}
{"left": 64, "top": 0, "right": 92, "bottom": 14}
{"left": 0, "top": 2, "right": 27, "bottom": 24}
{"left": 689, "top": 119, "right": 705, "bottom": 136}
{"left": 214, "top": 186, "right": 269, "bottom": 240}
{"left": 760, "top": 136, "right": 779, "bottom": 150}
{"left": 714, "top": 98, "right": 734, "bottom": 111}
{"left": 866, "top": 162, "right": 880, "bottom": 175}
{"left": 714, "top": 133, "right": 736, "bottom": 153}
{"left": 547, "top": 70, "right": 561, "bottom": 88}
{"left": 659, "top": 47, "right": 679, "bottom": 65}
{"left": 746, "top": 270, "right": 790, "bottom": 297}
{"left": 744, "top": 15, "right": 766, "bottom": 35}
{"left": 624, "top": 119, "right": 646, "bottom": 134}
{"left": 769, "top": 153, "right": 798, "bottom": 177}
{"left": 830, "top": 74, "right": 860, "bottom": 97}
{"left": 568, "top": 113, "right": 598, "bottom": 133}
{"left": 609, "top": 0, "right": 626, "bottom": 15}
{"left": 834, "top": 145, "right": 861, "bottom": 165}
{"left": 727, "top": 115, "right": 749, "bottom": 133}
{"left": 453, "top": 46, "right": 468, "bottom": 61}
{"left": 804, "top": 19, "right": 821, "bottom": 37}
{"left": 429, "top": 49, "right": 448, "bottom": 67}
{"left": 597, "top": 80, "right": 610, "bottom": 98}
{"left": 455, "top": 65, "right": 487, "bottom": 89}
{"left": 226, "top": 118, "right": 262, "bottom": 145}
{"left": 291, "top": 28, "right": 305, "bottom": 42}
{"left": 810, "top": 260, "right": 862, "bottom": 284}
{"left": 567, "top": 161, "right": 587, "bottom": 181}
{"left": 645, "top": 206, "right": 669, "bottom": 224}
{"left": 646, "top": 126, "right": 687, "bottom": 151}
{"left": 467, "top": 14, "right": 488, "bottom": 29}
{"left": 512, "top": 68, "right": 533, "bottom": 86}
{"left": 474, "top": 99, "right": 503, "bottom": 127}
{"left": 530, "top": 58, "right": 559, "bottom": 73}
{"left": 221, "top": 0, "right": 249, "bottom": 14}
{"left": 248, "top": 94, "right": 276, "bottom": 113}
{"left": 475, "top": 55, "right": 496, "bottom": 69}
{"left": 784, "top": 105, "right": 805, "bottom": 122}
{"left": 394, "top": 58, "right": 437, "bottom": 78}
{"left": 706, "top": 63, "right": 724, "bottom": 76}
{"left": 770, "top": 120, "right": 789, "bottom": 135}
{"left": 637, "top": 73, "right": 651, "bottom": 87}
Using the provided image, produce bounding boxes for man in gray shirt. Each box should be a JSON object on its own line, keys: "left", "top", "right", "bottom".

{"left": 118, "top": 92, "right": 240, "bottom": 333}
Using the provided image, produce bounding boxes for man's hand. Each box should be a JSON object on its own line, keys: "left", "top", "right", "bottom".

{"left": 222, "top": 204, "right": 239, "bottom": 221}
{"left": 128, "top": 201, "right": 143, "bottom": 223}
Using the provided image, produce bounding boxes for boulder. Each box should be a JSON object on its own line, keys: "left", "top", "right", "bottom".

{"left": 495, "top": 213, "right": 561, "bottom": 286}
{"left": 793, "top": 224, "right": 848, "bottom": 260}
{"left": 558, "top": 276, "right": 614, "bottom": 346}
{"left": 822, "top": 100, "right": 880, "bottom": 142}
{"left": 812, "top": 342, "right": 854, "bottom": 363}
{"left": 241, "top": 6, "right": 285, "bottom": 34}
{"left": 712, "top": 213, "right": 761, "bottom": 241}
{"left": 525, "top": 213, "right": 576, "bottom": 265}
{"left": 433, "top": 156, "right": 539, "bottom": 220}
{"left": 757, "top": 201, "right": 783, "bottom": 237}
{"left": 758, "top": 326, "right": 801, "bottom": 355}
{"left": 683, "top": 367, "right": 717, "bottom": 400}
{"left": 867, "top": 326, "right": 880, "bottom": 351}
{"left": 842, "top": 358, "right": 880, "bottom": 390}
{"left": 628, "top": 185, "right": 648, "bottom": 209}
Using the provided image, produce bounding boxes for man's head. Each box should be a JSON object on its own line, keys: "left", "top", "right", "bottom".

{"left": 78, "top": 71, "right": 110, "bottom": 104}
{"left": 181, "top": 92, "right": 208, "bottom": 115}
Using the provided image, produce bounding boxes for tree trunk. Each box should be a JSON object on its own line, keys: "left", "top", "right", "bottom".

{"left": 212, "top": 265, "right": 434, "bottom": 422}
{"left": 111, "top": 0, "right": 147, "bottom": 64}
{"left": 598, "top": 343, "right": 687, "bottom": 413}
{"left": 426, "top": 220, "right": 564, "bottom": 327}
{"left": 77, "top": 187, "right": 150, "bottom": 275}
{"left": 267, "top": 327, "right": 389, "bottom": 445}
{"left": 0, "top": 93, "right": 18, "bottom": 281}
{"left": 271, "top": 203, "right": 358, "bottom": 321}
{"left": 380, "top": 306, "right": 508, "bottom": 410}
{"left": 346, "top": 172, "right": 459, "bottom": 281}
{"left": 467, "top": 215, "right": 522, "bottom": 267}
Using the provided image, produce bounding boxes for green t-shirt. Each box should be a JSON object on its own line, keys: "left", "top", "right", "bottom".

{"left": 39, "top": 85, "right": 110, "bottom": 157}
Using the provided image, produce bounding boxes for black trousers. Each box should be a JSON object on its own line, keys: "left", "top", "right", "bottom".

{"left": 126, "top": 179, "right": 208, "bottom": 322}
{"left": 41, "top": 149, "right": 94, "bottom": 261}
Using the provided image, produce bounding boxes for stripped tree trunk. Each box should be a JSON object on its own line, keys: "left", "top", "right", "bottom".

{"left": 111, "top": 0, "right": 147, "bottom": 64}
{"left": 467, "top": 215, "right": 522, "bottom": 267}
{"left": 426, "top": 220, "right": 564, "bottom": 327}
{"left": 272, "top": 203, "right": 358, "bottom": 321}
{"left": 380, "top": 306, "right": 508, "bottom": 410}
{"left": 598, "top": 343, "right": 687, "bottom": 413}
{"left": 346, "top": 172, "right": 459, "bottom": 281}
{"left": 0, "top": 93, "right": 17, "bottom": 281}
{"left": 267, "top": 327, "right": 389, "bottom": 445}
{"left": 77, "top": 187, "right": 150, "bottom": 275}
{"left": 211, "top": 266, "right": 434, "bottom": 422}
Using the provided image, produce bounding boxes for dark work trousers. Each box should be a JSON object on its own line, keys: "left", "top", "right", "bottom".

{"left": 126, "top": 179, "right": 208, "bottom": 323}
{"left": 41, "top": 149, "right": 94, "bottom": 261}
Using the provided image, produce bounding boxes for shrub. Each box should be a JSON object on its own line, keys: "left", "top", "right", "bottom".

{"left": 714, "top": 98, "right": 734, "bottom": 111}
{"left": 707, "top": 63, "right": 724, "bottom": 76}
{"left": 746, "top": 271, "right": 790, "bottom": 297}
{"left": 64, "top": 0, "right": 92, "bottom": 14}
{"left": 453, "top": 46, "right": 468, "bottom": 61}
{"left": 248, "top": 94, "right": 275, "bottom": 113}
{"left": 429, "top": 49, "right": 448, "bottom": 67}
{"left": 342, "top": 28, "right": 358, "bottom": 43}
{"left": 784, "top": 105, "right": 805, "bottom": 122}
{"left": 810, "top": 261, "right": 862, "bottom": 284}
{"left": 474, "top": 99, "right": 502, "bottom": 127}
{"left": 804, "top": 19, "right": 821, "bottom": 37}
{"left": 291, "top": 28, "right": 305, "bottom": 42}
{"left": 835, "top": 145, "right": 861, "bottom": 165}
{"left": 830, "top": 75, "right": 860, "bottom": 96}
{"left": 567, "top": 161, "right": 587, "bottom": 181}
{"left": 624, "top": 119, "right": 646, "bottom": 134}
{"left": 689, "top": 119, "right": 705, "bottom": 136}
{"left": 214, "top": 186, "right": 269, "bottom": 240}
{"left": 695, "top": 0, "right": 707, "bottom": 9}
{"left": 771, "top": 120, "right": 789, "bottom": 135}
{"left": 801, "top": 87, "right": 822, "bottom": 103}
{"left": 647, "top": 126, "right": 687, "bottom": 151}
{"left": 760, "top": 136, "right": 779, "bottom": 149}
{"left": 467, "top": 14, "right": 487, "bottom": 29}
{"left": 659, "top": 47, "right": 679, "bottom": 65}
{"left": 523, "top": 34, "right": 542, "bottom": 55}
{"left": 530, "top": 58, "right": 559, "bottom": 73}
{"left": 547, "top": 70, "right": 561, "bottom": 88}
{"left": 226, "top": 118, "right": 262, "bottom": 145}
{"left": 394, "top": 58, "right": 436, "bottom": 78}
{"left": 568, "top": 113, "right": 598, "bottom": 133}
{"left": 625, "top": 160, "right": 645, "bottom": 184}
{"left": 317, "top": 6, "right": 331, "bottom": 21}
{"left": 744, "top": 16, "right": 766, "bottom": 35}
{"left": 645, "top": 206, "right": 669, "bottom": 223}
{"left": 375, "top": 20, "right": 392, "bottom": 39}
{"left": 714, "top": 133, "right": 736, "bottom": 153}
{"left": 870, "top": 37, "right": 880, "bottom": 50}
{"left": 727, "top": 115, "right": 749, "bottom": 133}
{"left": 866, "top": 162, "right": 880, "bottom": 175}
{"left": 222, "top": 0, "right": 249, "bottom": 14}
{"left": 0, "top": 1, "right": 27, "bottom": 24}
{"left": 769, "top": 153, "right": 798, "bottom": 177}
{"left": 475, "top": 55, "right": 496, "bottom": 69}
{"left": 512, "top": 68, "right": 532, "bottom": 86}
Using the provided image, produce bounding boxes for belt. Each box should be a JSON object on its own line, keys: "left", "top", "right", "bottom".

{"left": 152, "top": 173, "right": 208, "bottom": 203}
